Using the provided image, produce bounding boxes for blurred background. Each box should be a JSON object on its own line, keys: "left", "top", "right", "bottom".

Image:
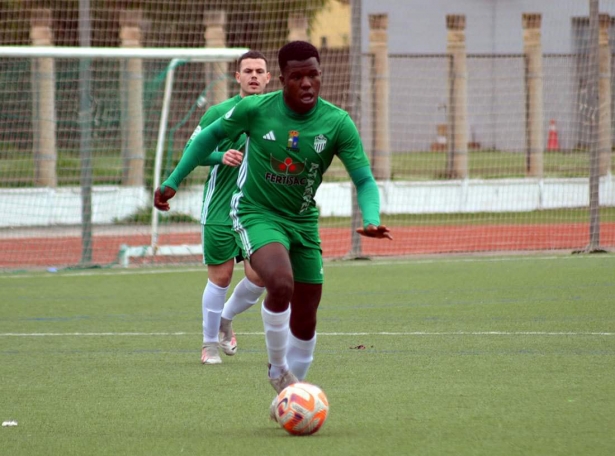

{"left": 0, "top": 0, "right": 614, "bottom": 270}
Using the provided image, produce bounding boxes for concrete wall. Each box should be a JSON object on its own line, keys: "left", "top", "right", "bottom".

{"left": 2, "top": 179, "right": 614, "bottom": 228}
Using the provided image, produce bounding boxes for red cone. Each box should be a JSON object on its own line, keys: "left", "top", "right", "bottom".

{"left": 547, "top": 119, "right": 559, "bottom": 151}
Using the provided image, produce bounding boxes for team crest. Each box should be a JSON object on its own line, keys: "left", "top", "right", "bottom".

{"left": 314, "top": 134, "right": 327, "bottom": 153}
{"left": 287, "top": 130, "right": 300, "bottom": 152}
{"left": 270, "top": 155, "right": 306, "bottom": 175}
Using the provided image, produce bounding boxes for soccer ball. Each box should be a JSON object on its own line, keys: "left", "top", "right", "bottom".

{"left": 273, "top": 382, "right": 329, "bottom": 436}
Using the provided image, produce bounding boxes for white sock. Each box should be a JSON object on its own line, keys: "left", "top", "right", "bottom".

{"left": 287, "top": 332, "right": 317, "bottom": 381}
{"left": 202, "top": 280, "right": 229, "bottom": 344}
{"left": 261, "top": 304, "right": 290, "bottom": 378}
{"left": 221, "top": 277, "right": 266, "bottom": 321}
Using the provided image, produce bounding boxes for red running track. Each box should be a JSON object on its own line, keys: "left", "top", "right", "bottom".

{"left": 1, "top": 223, "right": 614, "bottom": 269}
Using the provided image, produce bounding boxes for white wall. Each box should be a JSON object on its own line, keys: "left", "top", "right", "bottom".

{"left": 1, "top": 178, "right": 613, "bottom": 228}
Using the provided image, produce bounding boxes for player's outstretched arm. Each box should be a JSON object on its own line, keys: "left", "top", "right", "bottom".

{"left": 163, "top": 118, "right": 227, "bottom": 191}
{"left": 199, "top": 149, "right": 242, "bottom": 167}
{"left": 153, "top": 118, "right": 228, "bottom": 211}
{"left": 349, "top": 166, "right": 393, "bottom": 241}
{"left": 155, "top": 149, "right": 242, "bottom": 211}
{"left": 154, "top": 186, "right": 176, "bottom": 211}
{"left": 356, "top": 224, "right": 393, "bottom": 240}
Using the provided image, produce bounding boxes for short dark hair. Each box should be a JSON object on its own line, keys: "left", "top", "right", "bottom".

{"left": 236, "top": 50, "right": 268, "bottom": 72}
{"left": 278, "top": 41, "right": 320, "bottom": 73}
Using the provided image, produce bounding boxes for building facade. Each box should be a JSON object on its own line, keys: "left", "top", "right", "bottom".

{"left": 358, "top": 0, "right": 615, "bottom": 152}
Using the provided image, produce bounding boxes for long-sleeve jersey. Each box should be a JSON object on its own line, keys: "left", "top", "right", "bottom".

{"left": 185, "top": 94, "right": 244, "bottom": 227}
{"left": 163, "top": 90, "right": 381, "bottom": 227}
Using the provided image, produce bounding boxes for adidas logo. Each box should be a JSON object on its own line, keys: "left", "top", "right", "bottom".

{"left": 263, "top": 131, "right": 276, "bottom": 141}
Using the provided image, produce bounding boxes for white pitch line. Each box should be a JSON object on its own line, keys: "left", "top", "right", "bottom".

{"left": 0, "top": 331, "right": 612, "bottom": 337}
{"left": 0, "top": 332, "right": 192, "bottom": 337}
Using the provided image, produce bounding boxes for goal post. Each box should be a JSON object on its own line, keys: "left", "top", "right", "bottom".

{"left": 149, "top": 57, "right": 238, "bottom": 265}
{"left": 0, "top": 45, "right": 247, "bottom": 269}
{"left": 0, "top": 46, "right": 248, "bottom": 61}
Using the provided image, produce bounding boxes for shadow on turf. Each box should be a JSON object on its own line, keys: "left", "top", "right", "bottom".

{"left": 254, "top": 426, "right": 333, "bottom": 438}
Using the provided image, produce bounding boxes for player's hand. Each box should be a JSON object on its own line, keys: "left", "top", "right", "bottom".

{"left": 153, "top": 186, "right": 176, "bottom": 211}
{"left": 356, "top": 224, "right": 393, "bottom": 240}
{"left": 222, "top": 149, "right": 243, "bottom": 167}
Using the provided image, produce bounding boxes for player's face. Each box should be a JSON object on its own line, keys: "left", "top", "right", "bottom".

{"left": 280, "top": 57, "right": 321, "bottom": 114}
{"left": 236, "top": 58, "right": 270, "bottom": 97}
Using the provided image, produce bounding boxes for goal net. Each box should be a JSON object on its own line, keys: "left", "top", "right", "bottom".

{"left": 0, "top": 46, "right": 247, "bottom": 269}
{"left": 1, "top": 0, "right": 615, "bottom": 271}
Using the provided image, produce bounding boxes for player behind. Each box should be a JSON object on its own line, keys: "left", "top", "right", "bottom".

{"left": 154, "top": 41, "right": 392, "bottom": 390}
{"left": 188, "top": 50, "right": 271, "bottom": 364}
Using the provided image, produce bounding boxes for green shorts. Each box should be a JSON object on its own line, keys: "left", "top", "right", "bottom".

{"left": 201, "top": 224, "right": 242, "bottom": 265}
{"left": 233, "top": 212, "right": 323, "bottom": 284}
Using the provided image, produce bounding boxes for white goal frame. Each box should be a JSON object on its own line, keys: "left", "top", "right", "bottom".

{"left": 0, "top": 46, "right": 248, "bottom": 267}
{"left": 119, "top": 55, "right": 223, "bottom": 267}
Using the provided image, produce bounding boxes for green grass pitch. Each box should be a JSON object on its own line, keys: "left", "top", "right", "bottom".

{"left": 1, "top": 254, "right": 614, "bottom": 455}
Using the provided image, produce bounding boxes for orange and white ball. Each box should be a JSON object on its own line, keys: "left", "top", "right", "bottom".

{"left": 273, "top": 382, "right": 329, "bottom": 436}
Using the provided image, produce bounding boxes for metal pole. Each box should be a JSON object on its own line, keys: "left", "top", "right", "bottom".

{"left": 151, "top": 59, "right": 181, "bottom": 253}
{"left": 347, "top": 0, "right": 366, "bottom": 259}
{"left": 79, "top": 0, "right": 93, "bottom": 265}
{"left": 586, "top": 0, "right": 603, "bottom": 252}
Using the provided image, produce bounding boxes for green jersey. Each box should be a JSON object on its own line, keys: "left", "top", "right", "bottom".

{"left": 186, "top": 94, "right": 244, "bottom": 227}
{"left": 221, "top": 91, "right": 370, "bottom": 224}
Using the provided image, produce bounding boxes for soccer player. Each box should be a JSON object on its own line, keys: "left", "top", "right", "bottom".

{"left": 154, "top": 41, "right": 392, "bottom": 391}
{"left": 188, "top": 50, "right": 271, "bottom": 364}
